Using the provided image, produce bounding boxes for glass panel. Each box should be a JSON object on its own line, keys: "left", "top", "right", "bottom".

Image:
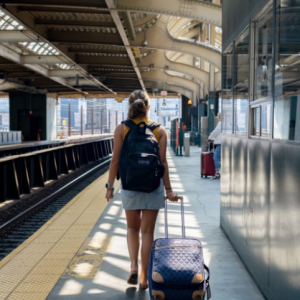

{"left": 234, "top": 28, "right": 249, "bottom": 134}
{"left": 222, "top": 45, "right": 233, "bottom": 133}
{"left": 253, "top": 6, "right": 273, "bottom": 101}
{"left": 261, "top": 104, "right": 271, "bottom": 138}
{"left": 0, "top": 97, "right": 9, "bottom": 131}
{"left": 274, "top": 1, "right": 300, "bottom": 141}
{"left": 253, "top": 107, "right": 260, "bottom": 136}
{"left": 56, "top": 98, "right": 122, "bottom": 137}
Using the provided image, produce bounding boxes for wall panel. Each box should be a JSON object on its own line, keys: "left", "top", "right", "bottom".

{"left": 223, "top": 0, "right": 268, "bottom": 50}
{"left": 221, "top": 135, "right": 300, "bottom": 300}
{"left": 230, "top": 137, "right": 248, "bottom": 254}
{"left": 246, "top": 139, "right": 271, "bottom": 296}
{"left": 269, "top": 142, "right": 300, "bottom": 300}
{"left": 220, "top": 135, "right": 232, "bottom": 233}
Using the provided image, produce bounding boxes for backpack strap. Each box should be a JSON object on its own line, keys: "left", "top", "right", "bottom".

{"left": 146, "top": 121, "right": 161, "bottom": 132}
{"left": 122, "top": 120, "right": 160, "bottom": 132}
{"left": 122, "top": 119, "right": 138, "bottom": 131}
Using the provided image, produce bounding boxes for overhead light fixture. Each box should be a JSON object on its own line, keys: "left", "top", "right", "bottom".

{"left": 188, "top": 99, "right": 192, "bottom": 105}
{"left": 162, "top": 99, "right": 167, "bottom": 107}
{"left": 55, "top": 97, "right": 60, "bottom": 105}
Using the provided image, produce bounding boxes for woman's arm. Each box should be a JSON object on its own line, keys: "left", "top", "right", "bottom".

{"left": 159, "top": 127, "right": 179, "bottom": 202}
{"left": 106, "top": 124, "right": 123, "bottom": 201}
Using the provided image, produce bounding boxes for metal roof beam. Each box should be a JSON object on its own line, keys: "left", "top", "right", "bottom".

{"left": 105, "top": 0, "right": 146, "bottom": 91}
{"left": 35, "top": 19, "right": 115, "bottom": 27}
{"left": 2, "top": 5, "right": 116, "bottom": 94}
{"left": 0, "top": 31, "right": 32, "bottom": 42}
{"left": 48, "top": 69, "right": 80, "bottom": 77}
{"left": 144, "top": 81, "right": 193, "bottom": 100}
{"left": 68, "top": 47, "right": 127, "bottom": 54}
{"left": 142, "top": 69, "right": 199, "bottom": 95}
{"left": 119, "top": 11, "right": 136, "bottom": 41}
{"left": 115, "top": 0, "right": 221, "bottom": 27}
{"left": 17, "top": 6, "right": 109, "bottom": 13}
{"left": 47, "top": 31, "right": 123, "bottom": 45}
{"left": 5, "top": 0, "right": 221, "bottom": 26}
{"left": 76, "top": 55, "right": 132, "bottom": 66}
{"left": 21, "top": 55, "right": 69, "bottom": 64}
{"left": 0, "top": 43, "right": 82, "bottom": 93}
{"left": 131, "top": 17, "right": 221, "bottom": 68}
{"left": 139, "top": 50, "right": 209, "bottom": 87}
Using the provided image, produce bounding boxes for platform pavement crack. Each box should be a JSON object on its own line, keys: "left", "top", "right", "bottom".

{"left": 196, "top": 192, "right": 218, "bottom": 222}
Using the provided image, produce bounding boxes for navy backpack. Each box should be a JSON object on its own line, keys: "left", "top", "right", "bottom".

{"left": 118, "top": 120, "right": 165, "bottom": 193}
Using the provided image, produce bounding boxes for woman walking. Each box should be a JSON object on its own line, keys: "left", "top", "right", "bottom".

{"left": 208, "top": 112, "right": 222, "bottom": 179}
{"left": 105, "top": 90, "right": 179, "bottom": 289}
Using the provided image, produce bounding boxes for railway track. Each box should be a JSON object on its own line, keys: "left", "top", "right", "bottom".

{"left": 0, "top": 158, "right": 111, "bottom": 260}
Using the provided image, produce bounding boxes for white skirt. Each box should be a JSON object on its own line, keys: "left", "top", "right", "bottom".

{"left": 121, "top": 179, "right": 164, "bottom": 210}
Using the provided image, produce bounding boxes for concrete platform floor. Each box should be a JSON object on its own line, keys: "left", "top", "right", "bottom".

{"left": 47, "top": 146, "right": 264, "bottom": 300}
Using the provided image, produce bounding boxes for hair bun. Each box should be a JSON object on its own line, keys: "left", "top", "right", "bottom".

{"left": 128, "top": 90, "right": 149, "bottom": 119}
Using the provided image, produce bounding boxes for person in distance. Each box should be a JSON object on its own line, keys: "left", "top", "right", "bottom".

{"left": 105, "top": 90, "right": 179, "bottom": 289}
{"left": 208, "top": 112, "right": 222, "bottom": 179}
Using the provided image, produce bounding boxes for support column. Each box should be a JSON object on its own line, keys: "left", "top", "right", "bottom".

{"left": 91, "top": 107, "right": 94, "bottom": 135}
{"left": 100, "top": 108, "right": 103, "bottom": 134}
{"left": 199, "top": 84, "right": 204, "bottom": 99}
{"left": 209, "top": 64, "right": 216, "bottom": 92}
{"left": 46, "top": 94, "right": 57, "bottom": 141}
{"left": 208, "top": 91, "right": 219, "bottom": 135}
{"left": 9, "top": 92, "right": 47, "bottom": 141}
{"left": 81, "top": 105, "right": 83, "bottom": 135}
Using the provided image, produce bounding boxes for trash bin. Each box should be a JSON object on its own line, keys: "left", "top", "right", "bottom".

{"left": 184, "top": 133, "right": 190, "bottom": 157}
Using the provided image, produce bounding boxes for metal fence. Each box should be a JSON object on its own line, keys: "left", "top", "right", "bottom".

{"left": 0, "top": 137, "right": 113, "bottom": 202}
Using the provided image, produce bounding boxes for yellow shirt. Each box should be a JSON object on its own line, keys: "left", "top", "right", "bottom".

{"left": 123, "top": 117, "right": 161, "bottom": 142}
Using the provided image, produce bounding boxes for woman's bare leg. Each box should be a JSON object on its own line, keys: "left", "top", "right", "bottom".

{"left": 125, "top": 209, "right": 141, "bottom": 274}
{"left": 140, "top": 209, "right": 159, "bottom": 285}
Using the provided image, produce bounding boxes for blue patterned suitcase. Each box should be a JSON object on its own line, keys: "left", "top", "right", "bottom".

{"left": 148, "top": 198, "right": 211, "bottom": 300}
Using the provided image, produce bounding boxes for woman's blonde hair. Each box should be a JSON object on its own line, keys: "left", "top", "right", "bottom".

{"left": 217, "top": 112, "right": 221, "bottom": 122}
{"left": 127, "top": 90, "right": 149, "bottom": 119}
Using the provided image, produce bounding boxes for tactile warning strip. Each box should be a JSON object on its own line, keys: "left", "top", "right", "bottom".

{"left": 0, "top": 171, "right": 120, "bottom": 300}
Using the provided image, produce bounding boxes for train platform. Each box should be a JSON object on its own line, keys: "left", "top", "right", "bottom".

{"left": 0, "top": 147, "right": 264, "bottom": 300}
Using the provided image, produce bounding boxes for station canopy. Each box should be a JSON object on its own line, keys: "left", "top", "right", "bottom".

{"left": 0, "top": 0, "right": 222, "bottom": 99}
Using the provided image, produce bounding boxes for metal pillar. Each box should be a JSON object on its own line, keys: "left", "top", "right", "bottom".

{"left": 100, "top": 108, "right": 103, "bottom": 134}
{"left": 91, "top": 107, "right": 94, "bottom": 135}
{"left": 198, "top": 101, "right": 207, "bottom": 147}
{"left": 68, "top": 104, "right": 71, "bottom": 137}
{"left": 208, "top": 92, "right": 219, "bottom": 135}
{"left": 108, "top": 110, "right": 111, "bottom": 132}
{"left": 209, "top": 64, "right": 216, "bottom": 92}
{"left": 80, "top": 105, "right": 83, "bottom": 135}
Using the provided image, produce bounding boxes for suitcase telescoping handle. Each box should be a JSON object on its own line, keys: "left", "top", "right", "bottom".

{"left": 164, "top": 196, "right": 185, "bottom": 239}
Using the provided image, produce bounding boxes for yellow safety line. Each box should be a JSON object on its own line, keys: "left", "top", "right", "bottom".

{"left": 0, "top": 170, "right": 117, "bottom": 269}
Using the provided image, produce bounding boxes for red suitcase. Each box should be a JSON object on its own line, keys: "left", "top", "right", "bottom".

{"left": 201, "top": 152, "right": 215, "bottom": 178}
